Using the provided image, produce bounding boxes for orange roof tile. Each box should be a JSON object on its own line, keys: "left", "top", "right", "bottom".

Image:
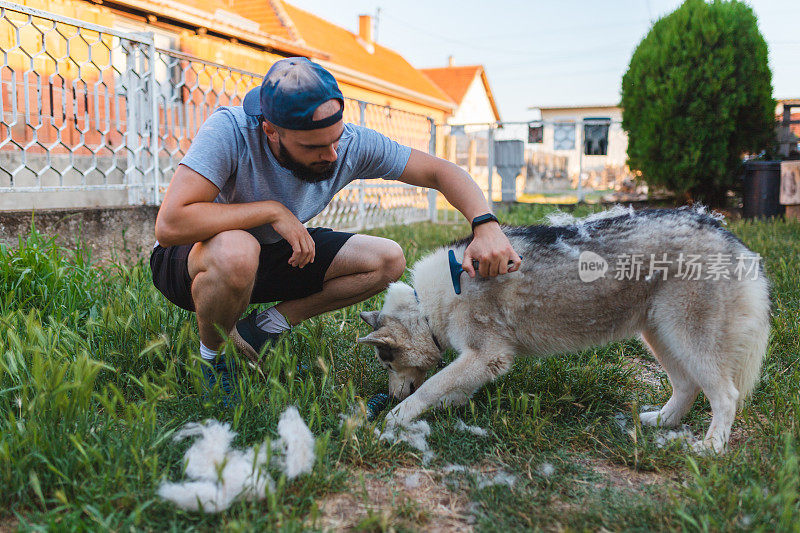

{"left": 421, "top": 65, "right": 501, "bottom": 121}
{"left": 227, "top": 0, "right": 298, "bottom": 43}
{"left": 420, "top": 66, "right": 481, "bottom": 105}
{"left": 280, "top": 2, "right": 453, "bottom": 111}
{"left": 113, "top": 0, "right": 319, "bottom": 57}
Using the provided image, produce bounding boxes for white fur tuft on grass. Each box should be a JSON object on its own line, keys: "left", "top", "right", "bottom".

{"left": 377, "top": 418, "right": 431, "bottom": 453}
{"left": 172, "top": 420, "right": 237, "bottom": 481}
{"left": 443, "top": 463, "right": 517, "bottom": 490}
{"left": 276, "top": 406, "right": 316, "bottom": 479}
{"left": 377, "top": 417, "right": 436, "bottom": 464}
{"left": 455, "top": 419, "right": 489, "bottom": 437}
{"left": 158, "top": 406, "right": 315, "bottom": 513}
{"left": 654, "top": 425, "right": 697, "bottom": 449}
{"left": 538, "top": 462, "right": 555, "bottom": 477}
{"left": 442, "top": 464, "right": 469, "bottom": 473}
{"left": 403, "top": 472, "right": 422, "bottom": 489}
{"left": 477, "top": 471, "right": 516, "bottom": 489}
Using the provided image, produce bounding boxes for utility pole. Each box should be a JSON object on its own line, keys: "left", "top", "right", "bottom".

{"left": 374, "top": 7, "right": 381, "bottom": 42}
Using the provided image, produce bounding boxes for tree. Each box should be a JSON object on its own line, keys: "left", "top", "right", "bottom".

{"left": 621, "top": 0, "right": 775, "bottom": 206}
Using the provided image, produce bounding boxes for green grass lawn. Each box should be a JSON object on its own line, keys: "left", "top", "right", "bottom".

{"left": 1, "top": 204, "right": 799, "bottom": 531}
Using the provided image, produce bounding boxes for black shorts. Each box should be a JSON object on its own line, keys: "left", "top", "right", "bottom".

{"left": 149, "top": 227, "right": 354, "bottom": 312}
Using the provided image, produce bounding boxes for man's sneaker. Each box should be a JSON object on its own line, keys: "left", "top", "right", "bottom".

{"left": 234, "top": 310, "right": 307, "bottom": 380}
{"left": 201, "top": 355, "right": 240, "bottom": 406}
{"left": 234, "top": 310, "right": 284, "bottom": 360}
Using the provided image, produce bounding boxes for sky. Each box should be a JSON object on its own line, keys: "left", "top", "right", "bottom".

{"left": 289, "top": 0, "right": 800, "bottom": 122}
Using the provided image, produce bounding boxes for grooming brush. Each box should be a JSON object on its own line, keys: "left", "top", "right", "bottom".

{"left": 448, "top": 249, "right": 517, "bottom": 295}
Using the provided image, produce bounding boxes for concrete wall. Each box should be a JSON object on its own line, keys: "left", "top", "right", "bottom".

{"left": 0, "top": 205, "right": 158, "bottom": 264}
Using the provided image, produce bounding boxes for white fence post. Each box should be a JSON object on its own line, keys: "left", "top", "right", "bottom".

{"left": 124, "top": 40, "right": 140, "bottom": 205}
{"left": 357, "top": 100, "right": 367, "bottom": 230}
{"left": 148, "top": 37, "right": 160, "bottom": 205}
{"left": 577, "top": 119, "right": 584, "bottom": 203}
{"left": 427, "top": 117, "right": 438, "bottom": 223}
{"left": 487, "top": 124, "right": 495, "bottom": 212}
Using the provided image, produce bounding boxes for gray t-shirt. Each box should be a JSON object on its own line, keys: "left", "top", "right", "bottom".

{"left": 177, "top": 106, "right": 412, "bottom": 244}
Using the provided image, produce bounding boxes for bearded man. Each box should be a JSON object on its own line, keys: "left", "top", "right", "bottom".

{"left": 151, "top": 57, "right": 520, "bottom": 401}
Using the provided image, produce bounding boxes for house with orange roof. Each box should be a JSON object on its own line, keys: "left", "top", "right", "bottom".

{"left": 3, "top": 0, "right": 465, "bottom": 210}
{"left": 274, "top": 7, "right": 454, "bottom": 120}
{"left": 421, "top": 57, "right": 501, "bottom": 131}
{"left": 17, "top": 0, "right": 455, "bottom": 124}
{"left": 419, "top": 58, "right": 503, "bottom": 199}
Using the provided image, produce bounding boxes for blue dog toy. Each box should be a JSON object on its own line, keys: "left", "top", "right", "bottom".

{"left": 366, "top": 392, "right": 390, "bottom": 421}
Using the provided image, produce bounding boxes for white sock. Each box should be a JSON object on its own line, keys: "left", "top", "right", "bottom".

{"left": 255, "top": 305, "right": 291, "bottom": 334}
{"left": 199, "top": 341, "right": 218, "bottom": 361}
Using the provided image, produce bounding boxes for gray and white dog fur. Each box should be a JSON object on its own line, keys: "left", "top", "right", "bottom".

{"left": 358, "top": 205, "right": 771, "bottom": 453}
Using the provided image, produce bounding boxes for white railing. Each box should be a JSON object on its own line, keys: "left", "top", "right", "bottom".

{"left": 0, "top": 1, "right": 438, "bottom": 230}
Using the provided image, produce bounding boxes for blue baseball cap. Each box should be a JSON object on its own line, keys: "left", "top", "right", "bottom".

{"left": 243, "top": 57, "right": 344, "bottom": 130}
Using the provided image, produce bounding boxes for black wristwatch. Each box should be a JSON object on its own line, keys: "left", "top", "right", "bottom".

{"left": 471, "top": 213, "right": 499, "bottom": 232}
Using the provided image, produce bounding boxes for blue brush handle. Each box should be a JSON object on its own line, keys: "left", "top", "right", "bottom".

{"left": 448, "top": 249, "right": 518, "bottom": 295}
{"left": 448, "top": 250, "right": 480, "bottom": 295}
{"left": 448, "top": 249, "right": 464, "bottom": 295}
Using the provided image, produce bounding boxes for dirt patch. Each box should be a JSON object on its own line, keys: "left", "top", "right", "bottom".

{"left": 580, "top": 457, "right": 671, "bottom": 493}
{"left": 728, "top": 421, "right": 752, "bottom": 449}
{"left": 729, "top": 411, "right": 770, "bottom": 449}
{"left": 0, "top": 515, "right": 19, "bottom": 533}
{"left": 314, "top": 467, "right": 474, "bottom": 532}
{"left": 627, "top": 355, "right": 665, "bottom": 388}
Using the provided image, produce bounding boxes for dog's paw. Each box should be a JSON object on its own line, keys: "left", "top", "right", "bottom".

{"left": 383, "top": 411, "right": 403, "bottom": 429}
{"left": 640, "top": 408, "right": 684, "bottom": 428}
{"left": 691, "top": 437, "right": 727, "bottom": 455}
{"left": 386, "top": 404, "right": 416, "bottom": 428}
{"left": 639, "top": 410, "right": 665, "bottom": 427}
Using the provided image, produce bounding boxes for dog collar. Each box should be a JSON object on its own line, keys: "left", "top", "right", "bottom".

{"left": 413, "top": 289, "right": 443, "bottom": 352}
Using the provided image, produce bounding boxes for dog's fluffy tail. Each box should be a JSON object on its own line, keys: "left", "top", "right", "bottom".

{"left": 732, "top": 274, "right": 771, "bottom": 407}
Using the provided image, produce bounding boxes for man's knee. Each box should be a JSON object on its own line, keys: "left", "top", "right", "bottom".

{"left": 200, "top": 230, "right": 260, "bottom": 291}
{"left": 377, "top": 240, "right": 406, "bottom": 284}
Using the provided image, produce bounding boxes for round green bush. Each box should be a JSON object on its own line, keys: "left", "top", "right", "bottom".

{"left": 621, "top": 0, "right": 775, "bottom": 205}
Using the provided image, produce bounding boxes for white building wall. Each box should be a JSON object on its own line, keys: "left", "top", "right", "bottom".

{"left": 537, "top": 106, "right": 628, "bottom": 178}
{"left": 449, "top": 74, "right": 496, "bottom": 132}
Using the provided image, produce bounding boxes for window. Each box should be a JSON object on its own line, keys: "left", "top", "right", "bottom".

{"left": 528, "top": 123, "right": 543, "bottom": 144}
{"left": 450, "top": 125, "right": 466, "bottom": 136}
{"left": 584, "top": 117, "right": 611, "bottom": 156}
{"left": 553, "top": 122, "right": 575, "bottom": 151}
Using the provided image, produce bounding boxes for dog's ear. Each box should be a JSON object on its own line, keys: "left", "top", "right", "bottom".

{"left": 357, "top": 331, "right": 395, "bottom": 347}
{"left": 360, "top": 311, "right": 380, "bottom": 329}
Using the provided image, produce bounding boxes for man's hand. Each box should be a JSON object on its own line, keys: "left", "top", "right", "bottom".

{"left": 394, "top": 150, "right": 520, "bottom": 276}
{"left": 270, "top": 204, "right": 315, "bottom": 268}
{"left": 462, "top": 222, "right": 522, "bottom": 278}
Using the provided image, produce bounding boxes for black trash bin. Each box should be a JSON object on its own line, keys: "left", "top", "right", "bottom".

{"left": 742, "top": 160, "right": 785, "bottom": 219}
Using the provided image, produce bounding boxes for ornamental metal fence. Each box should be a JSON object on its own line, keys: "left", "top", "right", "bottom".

{"left": 0, "top": 1, "right": 437, "bottom": 231}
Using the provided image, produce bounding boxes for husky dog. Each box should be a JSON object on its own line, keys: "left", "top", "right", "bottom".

{"left": 358, "top": 206, "right": 771, "bottom": 453}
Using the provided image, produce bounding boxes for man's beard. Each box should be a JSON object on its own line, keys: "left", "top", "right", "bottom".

{"left": 277, "top": 139, "right": 335, "bottom": 183}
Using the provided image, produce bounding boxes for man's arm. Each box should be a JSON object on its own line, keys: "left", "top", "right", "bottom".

{"left": 397, "top": 149, "right": 522, "bottom": 277}
{"left": 155, "top": 164, "right": 316, "bottom": 267}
